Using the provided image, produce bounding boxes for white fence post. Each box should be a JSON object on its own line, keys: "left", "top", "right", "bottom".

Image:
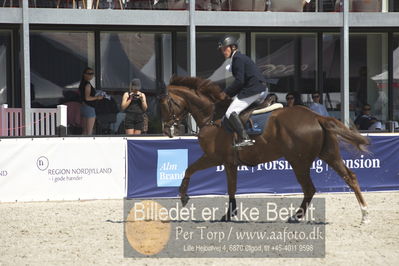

{"left": 0, "top": 104, "right": 8, "bottom": 137}
{"left": 57, "top": 105, "right": 68, "bottom": 136}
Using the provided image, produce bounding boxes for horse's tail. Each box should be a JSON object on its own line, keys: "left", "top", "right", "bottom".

{"left": 317, "top": 116, "right": 370, "bottom": 153}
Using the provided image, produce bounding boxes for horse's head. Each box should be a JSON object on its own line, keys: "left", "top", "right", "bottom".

{"left": 159, "top": 91, "right": 189, "bottom": 138}
{"left": 159, "top": 76, "right": 229, "bottom": 137}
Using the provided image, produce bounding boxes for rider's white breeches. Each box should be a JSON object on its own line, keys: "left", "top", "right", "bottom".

{"left": 226, "top": 91, "right": 266, "bottom": 119}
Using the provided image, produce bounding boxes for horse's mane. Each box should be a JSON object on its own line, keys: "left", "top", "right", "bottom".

{"left": 169, "top": 75, "right": 223, "bottom": 102}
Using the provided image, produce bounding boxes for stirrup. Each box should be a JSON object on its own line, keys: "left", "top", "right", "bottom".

{"left": 234, "top": 139, "right": 255, "bottom": 147}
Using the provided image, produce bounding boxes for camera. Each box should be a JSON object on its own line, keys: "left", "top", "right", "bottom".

{"left": 129, "top": 93, "right": 140, "bottom": 100}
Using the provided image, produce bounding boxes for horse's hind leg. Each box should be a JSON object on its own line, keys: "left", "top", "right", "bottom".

{"left": 221, "top": 163, "right": 238, "bottom": 221}
{"left": 319, "top": 131, "right": 369, "bottom": 223}
{"left": 179, "top": 154, "right": 219, "bottom": 206}
{"left": 289, "top": 161, "right": 316, "bottom": 221}
{"left": 324, "top": 157, "right": 369, "bottom": 224}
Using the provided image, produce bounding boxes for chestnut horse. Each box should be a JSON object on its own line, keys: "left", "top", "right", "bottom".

{"left": 160, "top": 76, "right": 370, "bottom": 224}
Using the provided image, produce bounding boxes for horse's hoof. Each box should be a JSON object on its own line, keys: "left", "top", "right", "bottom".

{"left": 220, "top": 214, "right": 231, "bottom": 222}
{"left": 180, "top": 194, "right": 190, "bottom": 207}
{"left": 287, "top": 216, "right": 301, "bottom": 223}
{"left": 360, "top": 207, "right": 370, "bottom": 225}
{"left": 361, "top": 218, "right": 370, "bottom": 225}
{"left": 220, "top": 210, "right": 237, "bottom": 222}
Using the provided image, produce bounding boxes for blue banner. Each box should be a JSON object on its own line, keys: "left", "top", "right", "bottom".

{"left": 127, "top": 136, "right": 399, "bottom": 198}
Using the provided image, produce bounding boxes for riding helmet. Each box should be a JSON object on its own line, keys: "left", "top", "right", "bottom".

{"left": 218, "top": 36, "right": 238, "bottom": 49}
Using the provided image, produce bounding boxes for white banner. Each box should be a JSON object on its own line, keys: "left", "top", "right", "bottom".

{"left": 0, "top": 137, "right": 126, "bottom": 202}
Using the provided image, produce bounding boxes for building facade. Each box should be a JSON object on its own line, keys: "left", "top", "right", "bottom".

{"left": 0, "top": 0, "right": 399, "bottom": 134}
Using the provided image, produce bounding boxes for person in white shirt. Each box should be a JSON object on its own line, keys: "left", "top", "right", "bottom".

{"left": 309, "top": 91, "right": 329, "bottom": 117}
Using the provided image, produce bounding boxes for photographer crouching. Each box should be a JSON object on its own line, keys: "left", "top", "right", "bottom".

{"left": 121, "top": 78, "right": 148, "bottom": 135}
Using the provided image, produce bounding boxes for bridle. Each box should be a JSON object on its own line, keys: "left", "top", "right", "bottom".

{"left": 161, "top": 93, "right": 189, "bottom": 131}
{"left": 160, "top": 92, "right": 217, "bottom": 135}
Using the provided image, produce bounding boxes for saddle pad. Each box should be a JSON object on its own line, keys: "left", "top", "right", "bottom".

{"left": 245, "top": 111, "right": 273, "bottom": 135}
{"left": 221, "top": 111, "right": 273, "bottom": 136}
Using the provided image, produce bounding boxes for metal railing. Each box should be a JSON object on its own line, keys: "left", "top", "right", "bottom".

{"left": 0, "top": 1, "right": 394, "bottom": 12}
{"left": 0, "top": 104, "right": 67, "bottom": 137}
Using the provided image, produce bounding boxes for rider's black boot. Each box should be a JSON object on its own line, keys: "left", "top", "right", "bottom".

{"left": 228, "top": 112, "right": 254, "bottom": 147}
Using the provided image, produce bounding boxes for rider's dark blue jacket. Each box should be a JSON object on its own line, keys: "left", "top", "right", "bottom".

{"left": 224, "top": 51, "right": 267, "bottom": 99}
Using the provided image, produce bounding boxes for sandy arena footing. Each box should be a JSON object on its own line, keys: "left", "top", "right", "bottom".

{"left": 0, "top": 192, "right": 398, "bottom": 266}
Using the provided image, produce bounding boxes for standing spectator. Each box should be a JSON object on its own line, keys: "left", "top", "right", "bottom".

{"left": 309, "top": 91, "right": 329, "bottom": 116}
{"left": 79, "top": 67, "right": 104, "bottom": 135}
{"left": 354, "top": 103, "right": 383, "bottom": 130}
{"left": 285, "top": 91, "right": 304, "bottom": 107}
{"left": 121, "top": 79, "right": 148, "bottom": 135}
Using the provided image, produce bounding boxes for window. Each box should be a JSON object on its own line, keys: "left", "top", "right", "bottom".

{"left": 392, "top": 0, "right": 399, "bottom": 11}
{"left": 0, "top": 30, "right": 11, "bottom": 105}
{"left": 100, "top": 32, "right": 172, "bottom": 91}
{"left": 176, "top": 32, "right": 246, "bottom": 89}
{"left": 175, "top": 32, "right": 245, "bottom": 134}
{"left": 393, "top": 33, "right": 399, "bottom": 122}
{"left": 30, "top": 31, "right": 95, "bottom": 107}
{"left": 350, "top": 33, "right": 388, "bottom": 122}
{"left": 322, "top": 33, "right": 341, "bottom": 114}
{"left": 100, "top": 32, "right": 172, "bottom": 133}
{"left": 252, "top": 33, "right": 317, "bottom": 104}
{"left": 322, "top": 33, "right": 389, "bottom": 122}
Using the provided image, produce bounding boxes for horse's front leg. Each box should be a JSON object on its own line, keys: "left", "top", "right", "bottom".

{"left": 179, "top": 154, "right": 219, "bottom": 206}
{"left": 221, "top": 163, "right": 238, "bottom": 221}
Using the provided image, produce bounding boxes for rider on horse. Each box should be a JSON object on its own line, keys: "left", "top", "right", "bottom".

{"left": 218, "top": 35, "right": 269, "bottom": 147}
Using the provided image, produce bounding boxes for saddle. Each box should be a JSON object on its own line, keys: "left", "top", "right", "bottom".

{"left": 221, "top": 94, "right": 284, "bottom": 135}
{"left": 238, "top": 95, "right": 283, "bottom": 127}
